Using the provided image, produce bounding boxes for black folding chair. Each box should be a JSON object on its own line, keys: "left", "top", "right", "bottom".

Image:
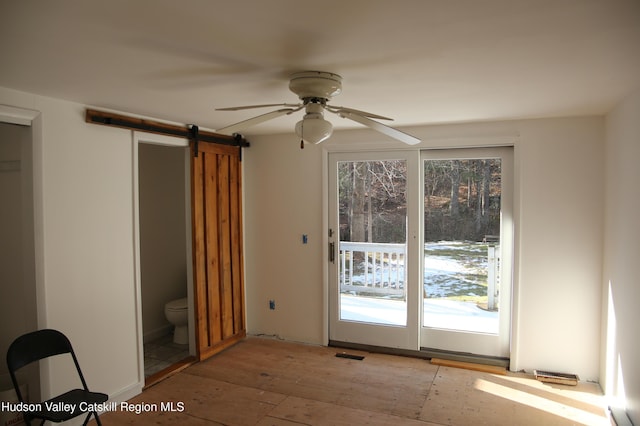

{"left": 6, "top": 329, "right": 108, "bottom": 425}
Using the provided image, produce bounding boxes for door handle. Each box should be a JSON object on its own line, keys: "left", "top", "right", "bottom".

{"left": 329, "top": 242, "right": 335, "bottom": 263}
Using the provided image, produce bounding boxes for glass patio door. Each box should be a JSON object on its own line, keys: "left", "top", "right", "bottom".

{"left": 328, "top": 151, "right": 420, "bottom": 350}
{"left": 420, "top": 147, "right": 513, "bottom": 358}
{"left": 328, "top": 147, "right": 513, "bottom": 358}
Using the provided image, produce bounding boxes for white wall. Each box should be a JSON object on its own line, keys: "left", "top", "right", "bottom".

{"left": 509, "top": 117, "right": 603, "bottom": 381}
{"left": 244, "top": 116, "right": 604, "bottom": 381}
{"left": 0, "top": 87, "right": 141, "bottom": 403}
{"left": 602, "top": 89, "right": 640, "bottom": 424}
{"left": 243, "top": 138, "right": 325, "bottom": 344}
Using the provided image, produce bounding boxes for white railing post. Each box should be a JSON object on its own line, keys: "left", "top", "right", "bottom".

{"left": 364, "top": 250, "right": 369, "bottom": 287}
{"left": 338, "top": 242, "right": 406, "bottom": 297}
{"left": 487, "top": 245, "right": 497, "bottom": 310}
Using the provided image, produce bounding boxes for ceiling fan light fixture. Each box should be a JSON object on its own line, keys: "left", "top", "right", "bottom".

{"left": 289, "top": 71, "right": 342, "bottom": 99}
{"left": 295, "top": 115, "right": 333, "bottom": 144}
{"left": 217, "top": 70, "right": 421, "bottom": 146}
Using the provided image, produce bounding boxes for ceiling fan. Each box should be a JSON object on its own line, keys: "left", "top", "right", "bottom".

{"left": 215, "top": 71, "right": 421, "bottom": 147}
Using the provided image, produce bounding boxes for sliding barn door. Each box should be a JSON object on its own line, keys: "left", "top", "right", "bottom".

{"left": 191, "top": 141, "right": 245, "bottom": 360}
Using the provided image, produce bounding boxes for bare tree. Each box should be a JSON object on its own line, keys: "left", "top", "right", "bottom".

{"left": 350, "top": 161, "right": 367, "bottom": 242}
{"left": 450, "top": 161, "right": 460, "bottom": 218}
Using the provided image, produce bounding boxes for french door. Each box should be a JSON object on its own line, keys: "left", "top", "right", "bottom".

{"left": 328, "top": 151, "right": 420, "bottom": 350}
{"left": 328, "top": 147, "right": 513, "bottom": 358}
{"left": 419, "top": 147, "right": 513, "bottom": 358}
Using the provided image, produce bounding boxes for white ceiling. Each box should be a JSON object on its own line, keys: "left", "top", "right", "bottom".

{"left": 1, "top": 0, "right": 639, "bottom": 137}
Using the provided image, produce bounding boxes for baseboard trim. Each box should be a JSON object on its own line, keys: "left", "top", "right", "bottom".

{"left": 609, "top": 406, "right": 633, "bottom": 426}
{"left": 102, "top": 381, "right": 144, "bottom": 411}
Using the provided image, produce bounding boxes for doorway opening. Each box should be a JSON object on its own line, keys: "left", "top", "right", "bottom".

{"left": 0, "top": 121, "right": 40, "bottom": 402}
{"left": 136, "top": 138, "right": 195, "bottom": 385}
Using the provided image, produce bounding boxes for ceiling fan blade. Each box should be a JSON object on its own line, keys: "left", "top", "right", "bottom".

{"left": 337, "top": 111, "right": 421, "bottom": 145}
{"left": 326, "top": 105, "right": 393, "bottom": 121}
{"left": 216, "top": 107, "right": 302, "bottom": 134}
{"left": 217, "top": 103, "right": 301, "bottom": 111}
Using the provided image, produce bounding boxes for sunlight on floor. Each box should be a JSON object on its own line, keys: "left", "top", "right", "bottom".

{"left": 474, "top": 375, "right": 609, "bottom": 426}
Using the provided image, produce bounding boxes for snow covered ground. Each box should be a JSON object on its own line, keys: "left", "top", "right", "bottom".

{"left": 422, "top": 298, "right": 499, "bottom": 333}
{"left": 423, "top": 241, "right": 491, "bottom": 298}
{"left": 344, "top": 241, "right": 494, "bottom": 299}
{"left": 340, "top": 294, "right": 498, "bottom": 334}
{"left": 339, "top": 241, "right": 500, "bottom": 333}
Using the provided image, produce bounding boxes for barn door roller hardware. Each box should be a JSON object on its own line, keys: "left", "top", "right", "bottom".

{"left": 85, "top": 109, "right": 250, "bottom": 156}
{"left": 189, "top": 124, "right": 199, "bottom": 157}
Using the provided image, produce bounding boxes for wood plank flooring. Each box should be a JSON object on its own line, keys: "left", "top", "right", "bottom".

{"left": 96, "top": 337, "right": 610, "bottom": 425}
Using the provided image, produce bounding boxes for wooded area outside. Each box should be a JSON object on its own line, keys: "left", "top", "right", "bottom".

{"left": 338, "top": 159, "right": 502, "bottom": 244}
{"left": 338, "top": 160, "right": 407, "bottom": 244}
{"left": 424, "top": 159, "right": 502, "bottom": 242}
{"left": 337, "top": 158, "right": 502, "bottom": 313}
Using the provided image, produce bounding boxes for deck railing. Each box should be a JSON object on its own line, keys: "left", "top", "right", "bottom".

{"left": 339, "top": 241, "right": 500, "bottom": 304}
{"left": 339, "top": 242, "right": 406, "bottom": 297}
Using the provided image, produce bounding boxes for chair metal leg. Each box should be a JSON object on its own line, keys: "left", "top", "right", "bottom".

{"left": 82, "top": 411, "right": 102, "bottom": 426}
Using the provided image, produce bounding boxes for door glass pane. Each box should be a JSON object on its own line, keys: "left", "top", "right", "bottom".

{"left": 423, "top": 159, "right": 501, "bottom": 334}
{"left": 337, "top": 160, "right": 407, "bottom": 326}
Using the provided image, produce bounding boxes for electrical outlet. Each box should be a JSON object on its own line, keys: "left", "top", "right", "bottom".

{"left": 269, "top": 300, "right": 276, "bottom": 310}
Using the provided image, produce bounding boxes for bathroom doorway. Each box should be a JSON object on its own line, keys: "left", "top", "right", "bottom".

{"left": 0, "top": 120, "right": 39, "bottom": 402}
{"left": 136, "top": 136, "right": 194, "bottom": 383}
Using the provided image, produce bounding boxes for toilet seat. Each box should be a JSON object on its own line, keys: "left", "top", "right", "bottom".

{"left": 165, "top": 297, "right": 187, "bottom": 311}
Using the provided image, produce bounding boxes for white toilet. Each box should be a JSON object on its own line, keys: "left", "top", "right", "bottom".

{"left": 164, "top": 297, "right": 188, "bottom": 345}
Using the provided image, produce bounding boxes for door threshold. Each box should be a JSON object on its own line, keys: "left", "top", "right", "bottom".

{"left": 420, "top": 347, "right": 509, "bottom": 368}
{"left": 329, "top": 340, "right": 509, "bottom": 368}
{"left": 144, "top": 356, "right": 197, "bottom": 389}
{"left": 330, "top": 340, "right": 431, "bottom": 360}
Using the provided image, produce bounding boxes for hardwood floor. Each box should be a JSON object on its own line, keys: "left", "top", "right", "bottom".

{"left": 97, "top": 337, "right": 610, "bottom": 425}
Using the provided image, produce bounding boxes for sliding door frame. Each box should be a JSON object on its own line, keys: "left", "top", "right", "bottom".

{"left": 419, "top": 146, "right": 514, "bottom": 359}
{"left": 323, "top": 143, "right": 517, "bottom": 363}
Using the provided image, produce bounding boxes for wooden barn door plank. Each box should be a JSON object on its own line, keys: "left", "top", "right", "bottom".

{"left": 191, "top": 153, "right": 210, "bottom": 349}
{"left": 191, "top": 142, "right": 245, "bottom": 360}
{"left": 217, "top": 154, "right": 235, "bottom": 339}
{"left": 230, "top": 158, "right": 245, "bottom": 335}
{"left": 204, "top": 153, "right": 222, "bottom": 345}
